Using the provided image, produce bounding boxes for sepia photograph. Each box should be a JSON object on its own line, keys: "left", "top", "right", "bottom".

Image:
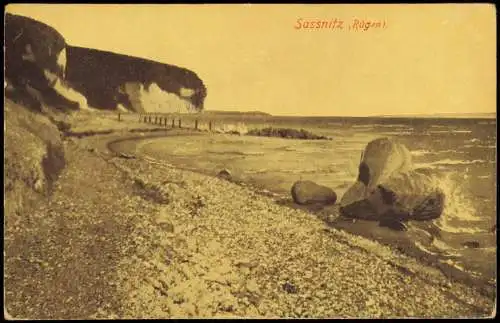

{"left": 3, "top": 3, "right": 496, "bottom": 319}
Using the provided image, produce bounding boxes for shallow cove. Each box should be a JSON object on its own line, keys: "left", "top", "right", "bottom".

{"left": 107, "top": 131, "right": 496, "bottom": 299}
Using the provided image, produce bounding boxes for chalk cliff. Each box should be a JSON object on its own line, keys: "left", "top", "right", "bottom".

{"left": 5, "top": 12, "right": 207, "bottom": 113}
{"left": 65, "top": 46, "right": 207, "bottom": 113}
{"left": 5, "top": 13, "right": 86, "bottom": 111}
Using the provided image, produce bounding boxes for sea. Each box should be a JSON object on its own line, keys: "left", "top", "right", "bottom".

{"left": 124, "top": 115, "right": 497, "bottom": 290}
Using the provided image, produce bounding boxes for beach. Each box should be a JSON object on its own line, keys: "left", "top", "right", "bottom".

{"left": 4, "top": 112, "right": 495, "bottom": 319}
{"left": 4, "top": 5, "right": 496, "bottom": 319}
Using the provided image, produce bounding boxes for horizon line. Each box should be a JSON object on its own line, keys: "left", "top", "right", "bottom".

{"left": 204, "top": 109, "right": 496, "bottom": 119}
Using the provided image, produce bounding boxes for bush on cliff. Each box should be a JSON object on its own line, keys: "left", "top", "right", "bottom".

{"left": 246, "top": 127, "right": 330, "bottom": 140}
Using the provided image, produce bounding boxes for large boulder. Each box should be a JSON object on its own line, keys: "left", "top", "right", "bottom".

{"left": 339, "top": 137, "right": 445, "bottom": 223}
{"left": 291, "top": 180, "right": 337, "bottom": 205}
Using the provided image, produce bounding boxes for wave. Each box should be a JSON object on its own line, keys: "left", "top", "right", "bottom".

{"left": 334, "top": 146, "right": 365, "bottom": 152}
{"left": 276, "top": 146, "right": 298, "bottom": 152}
{"left": 245, "top": 169, "right": 269, "bottom": 174}
{"left": 463, "top": 144, "right": 496, "bottom": 149}
{"left": 379, "top": 131, "right": 416, "bottom": 136}
{"left": 274, "top": 169, "right": 320, "bottom": 175}
{"left": 351, "top": 125, "right": 376, "bottom": 129}
{"left": 427, "top": 130, "right": 473, "bottom": 135}
{"left": 414, "top": 239, "right": 461, "bottom": 257}
{"left": 410, "top": 150, "right": 434, "bottom": 157}
{"left": 214, "top": 122, "right": 249, "bottom": 135}
{"left": 207, "top": 150, "right": 265, "bottom": 156}
{"left": 415, "top": 159, "right": 490, "bottom": 169}
{"left": 410, "top": 149, "right": 463, "bottom": 157}
{"left": 429, "top": 172, "right": 486, "bottom": 234}
{"left": 375, "top": 124, "right": 412, "bottom": 128}
{"left": 431, "top": 238, "right": 462, "bottom": 253}
{"left": 414, "top": 241, "right": 440, "bottom": 256}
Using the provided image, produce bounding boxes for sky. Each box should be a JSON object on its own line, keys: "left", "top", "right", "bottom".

{"left": 6, "top": 4, "right": 496, "bottom": 117}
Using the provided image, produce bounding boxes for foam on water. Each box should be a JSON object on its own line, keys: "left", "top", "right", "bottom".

{"left": 207, "top": 150, "right": 265, "bottom": 156}
{"left": 463, "top": 144, "right": 496, "bottom": 149}
{"left": 430, "top": 172, "right": 486, "bottom": 234}
{"left": 415, "top": 159, "right": 490, "bottom": 169}
{"left": 379, "top": 131, "right": 415, "bottom": 136}
{"left": 374, "top": 124, "right": 411, "bottom": 128}
{"left": 410, "top": 149, "right": 465, "bottom": 157}
{"left": 428, "top": 130, "right": 473, "bottom": 134}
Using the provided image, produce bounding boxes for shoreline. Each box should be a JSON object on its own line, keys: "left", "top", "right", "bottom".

{"left": 107, "top": 131, "right": 496, "bottom": 298}
{"left": 5, "top": 124, "right": 496, "bottom": 318}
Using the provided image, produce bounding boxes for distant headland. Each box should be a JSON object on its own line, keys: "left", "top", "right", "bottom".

{"left": 203, "top": 110, "right": 272, "bottom": 117}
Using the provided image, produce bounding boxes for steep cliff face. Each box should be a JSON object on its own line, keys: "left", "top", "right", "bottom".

{"left": 5, "top": 12, "right": 207, "bottom": 114}
{"left": 65, "top": 46, "right": 207, "bottom": 113}
{"left": 5, "top": 13, "right": 66, "bottom": 86}
{"left": 5, "top": 13, "right": 88, "bottom": 112}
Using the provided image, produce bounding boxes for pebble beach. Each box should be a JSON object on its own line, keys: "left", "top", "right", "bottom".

{"left": 4, "top": 123, "right": 495, "bottom": 319}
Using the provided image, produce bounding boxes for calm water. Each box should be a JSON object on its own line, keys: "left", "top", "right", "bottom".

{"left": 130, "top": 116, "right": 497, "bottom": 285}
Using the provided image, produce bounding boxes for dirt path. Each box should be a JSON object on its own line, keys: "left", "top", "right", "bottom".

{"left": 4, "top": 136, "right": 160, "bottom": 319}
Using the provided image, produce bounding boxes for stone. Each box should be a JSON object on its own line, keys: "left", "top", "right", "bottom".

{"left": 339, "top": 137, "right": 445, "bottom": 222}
{"left": 290, "top": 180, "right": 337, "bottom": 205}
{"left": 217, "top": 169, "right": 232, "bottom": 181}
{"left": 246, "top": 279, "right": 260, "bottom": 293}
{"left": 282, "top": 281, "right": 298, "bottom": 294}
{"left": 156, "top": 220, "right": 174, "bottom": 233}
{"left": 234, "top": 259, "right": 258, "bottom": 269}
{"left": 118, "top": 152, "right": 136, "bottom": 159}
{"left": 462, "top": 241, "right": 480, "bottom": 249}
{"left": 33, "top": 178, "right": 45, "bottom": 193}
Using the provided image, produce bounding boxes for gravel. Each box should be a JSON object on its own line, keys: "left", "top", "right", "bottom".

{"left": 4, "top": 131, "right": 495, "bottom": 319}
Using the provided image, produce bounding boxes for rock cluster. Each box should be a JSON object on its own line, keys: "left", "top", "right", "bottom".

{"left": 339, "top": 137, "right": 446, "bottom": 225}
{"left": 247, "top": 127, "right": 330, "bottom": 140}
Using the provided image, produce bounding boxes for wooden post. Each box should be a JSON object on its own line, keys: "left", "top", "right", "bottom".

{"left": 172, "top": 119, "right": 175, "bottom": 128}
{"left": 164, "top": 117, "right": 168, "bottom": 127}
{"left": 195, "top": 119, "right": 199, "bottom": 130}
{"left": 209, "top": 121, "right": 212, "bottom": 131}
{"left": 148, "top": 115, "right": 151, "bottom": 123}
{"left": 178, "top": 119, "right": 182, "bottom": 128}
{"left": 118, "top": 113, "right": 121, "bottom": 121}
